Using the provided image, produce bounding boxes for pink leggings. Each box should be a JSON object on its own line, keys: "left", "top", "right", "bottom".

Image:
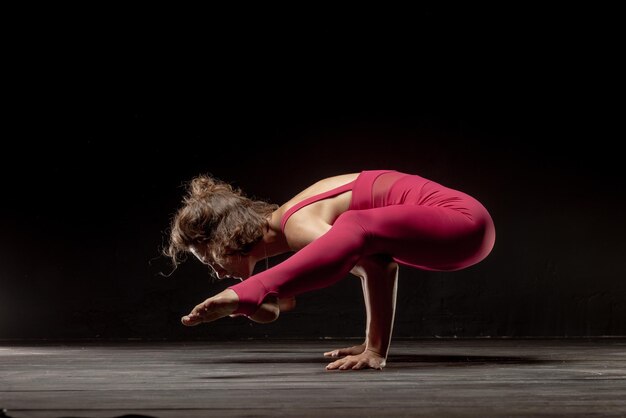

{"left": 229, "top": 198, "right": 496, "bottom": 316}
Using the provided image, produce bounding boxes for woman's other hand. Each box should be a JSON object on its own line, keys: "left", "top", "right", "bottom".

{"left": 325, "top": 348, "right": 386, "bottom": 371}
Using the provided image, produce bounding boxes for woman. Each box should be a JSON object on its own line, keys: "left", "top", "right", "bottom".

{"left": 165, "top": 169, "right": 496, "bottom": 370}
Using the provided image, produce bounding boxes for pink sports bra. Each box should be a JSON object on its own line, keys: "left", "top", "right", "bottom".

{"left": 280, "top": 180, "right": 357, "bottom": 233}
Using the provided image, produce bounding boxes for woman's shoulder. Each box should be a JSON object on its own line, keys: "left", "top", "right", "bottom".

{"left": 276, "top": 172, "right": 361, "bottom": 250}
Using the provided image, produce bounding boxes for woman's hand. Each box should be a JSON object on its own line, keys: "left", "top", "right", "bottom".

{"left": 325, "top": 348, "right": 386, "bottom": 371}
{"left": 323, "top": 343, "right": 366, "bottom": 358}
{"left": 181, "top": 289, "right": 239, "bottom": 326}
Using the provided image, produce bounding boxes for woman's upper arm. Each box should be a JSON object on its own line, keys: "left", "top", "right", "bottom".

{"left": 284, "top": 219, "right": 331, "bottom": 251}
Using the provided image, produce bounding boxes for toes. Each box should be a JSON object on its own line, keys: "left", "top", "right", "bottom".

{"left": 181, "top": 314, "right": 201, "bottom": 326}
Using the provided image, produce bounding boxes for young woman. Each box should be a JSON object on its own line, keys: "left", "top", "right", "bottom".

{"left": 165, "top": 169, "right": 496, "bottom": 370}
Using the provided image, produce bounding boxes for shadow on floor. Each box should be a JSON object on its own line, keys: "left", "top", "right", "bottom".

{"left": 386, "top": 353, "right": 556, "bottom": 365}
{"left": 187, "top": 353, "right": 558, "bottom": 366}
{"left": 59, "top": 415, "right": 158, "bottom": 418}
{"left": 1, "top": 412, "right": 158, "bottom": 418}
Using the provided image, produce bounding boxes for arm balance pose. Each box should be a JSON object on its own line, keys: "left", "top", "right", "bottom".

{"left": 165, "top": 169, "right": 495, "bottom": 370}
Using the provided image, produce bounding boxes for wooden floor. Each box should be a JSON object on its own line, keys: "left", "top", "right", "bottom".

{"left": 1, "top": 338, "right": 625, "bottom": 417}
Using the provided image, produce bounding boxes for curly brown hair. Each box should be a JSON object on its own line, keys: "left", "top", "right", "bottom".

{"left": 164, "top": 174, "right": 278, "bottom": 270}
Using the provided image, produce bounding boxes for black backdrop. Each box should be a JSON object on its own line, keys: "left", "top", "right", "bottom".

{"left": 2, "top": 6, "right": 624, "bottom": 340}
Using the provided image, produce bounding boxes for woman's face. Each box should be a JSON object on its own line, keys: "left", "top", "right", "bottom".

{"left": 189, "top": 245, "right": 252, "bottom": 280}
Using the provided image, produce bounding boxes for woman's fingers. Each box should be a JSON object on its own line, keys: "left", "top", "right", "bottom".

{"left": 326, "top": 358, "right": 347, "bottom": 370}
{"left": 323, "top": 344, "right": 366, "bottom": 357}
{"left": 325, "top": 352, "right": 386, "bottom": 371}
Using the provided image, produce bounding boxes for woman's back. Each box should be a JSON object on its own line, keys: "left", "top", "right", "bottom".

{"left": 276, "top": 173, "right": 359, "bottom": 250}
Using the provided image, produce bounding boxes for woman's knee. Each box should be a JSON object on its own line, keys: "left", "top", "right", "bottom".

{"left": 333, "top": 211, "right": 369, "bottom": 247}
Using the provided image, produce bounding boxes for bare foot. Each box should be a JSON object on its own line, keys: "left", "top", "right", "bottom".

{"left": 278, "top": 296, "right": 296, "bottom": 312}
{"left": 248, "top": 295, "right": 280, "bottom": 323}
{"left": 181, "top": 289, "right": 239, "bottom": 326}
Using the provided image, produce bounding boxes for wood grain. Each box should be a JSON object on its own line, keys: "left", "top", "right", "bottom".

{"left": 1, "top": 338, "right": 625, "bottom": 417}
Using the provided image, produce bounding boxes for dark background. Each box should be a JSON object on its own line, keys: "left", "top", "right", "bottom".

{"left": 2, "top": 6, "right": 624, "bottom": 340}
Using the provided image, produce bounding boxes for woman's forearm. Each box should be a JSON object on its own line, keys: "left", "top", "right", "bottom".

{"left": 361, "top": 262, "right": 399, "bottom": 358}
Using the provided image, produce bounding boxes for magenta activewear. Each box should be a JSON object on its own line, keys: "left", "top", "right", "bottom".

{"left": 228, "top": 170, "right": 496, "bottom": 316}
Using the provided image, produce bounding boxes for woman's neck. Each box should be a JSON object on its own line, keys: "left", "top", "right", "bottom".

{"left": 262, "top": 215, "right": 291, "bottom": 257}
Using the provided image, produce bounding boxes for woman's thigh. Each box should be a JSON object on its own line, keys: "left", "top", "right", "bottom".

{"left": 355, "top": 205, "right": 495, "bottom": 271}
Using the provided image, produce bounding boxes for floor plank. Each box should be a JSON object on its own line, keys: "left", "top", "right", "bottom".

{"left": 1, "top": 338, "right": 625, "bottom": 417}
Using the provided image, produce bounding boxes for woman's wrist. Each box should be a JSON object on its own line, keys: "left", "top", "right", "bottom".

{"left": 365, "top": 347, "right": 385, "bottom": 358}
{"left": 364, "top": 338, "right": 388, "bottom": 358}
